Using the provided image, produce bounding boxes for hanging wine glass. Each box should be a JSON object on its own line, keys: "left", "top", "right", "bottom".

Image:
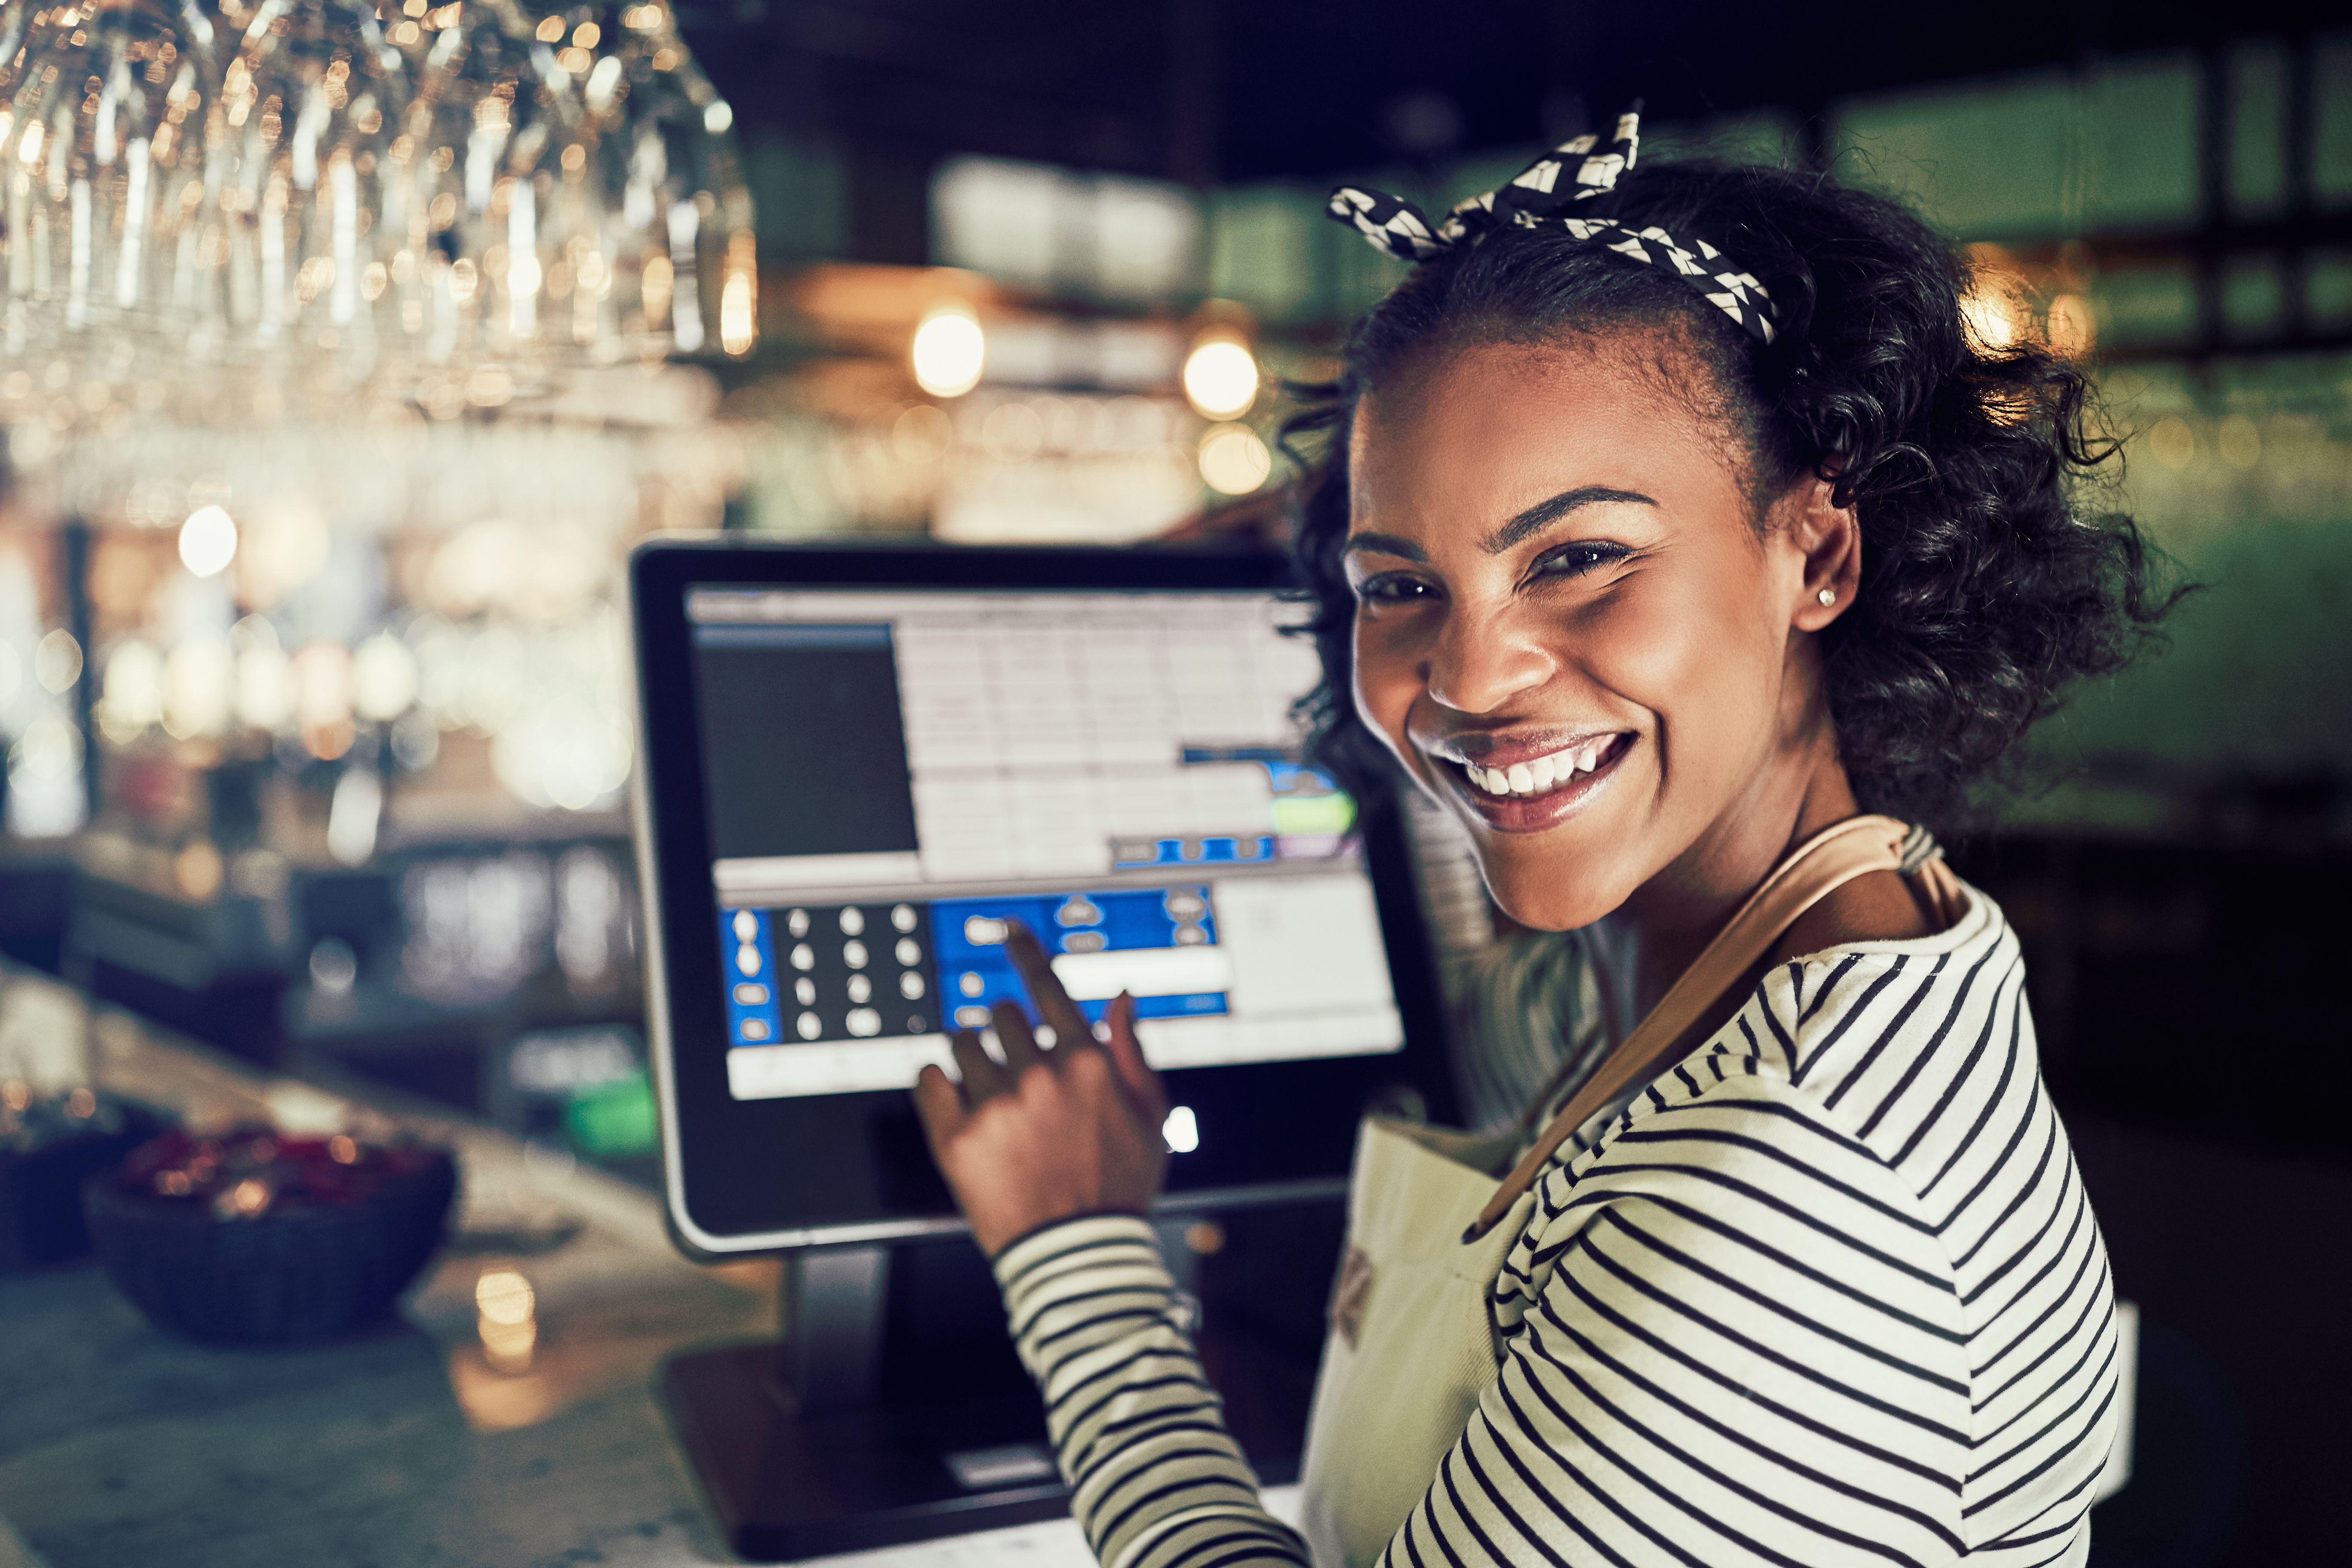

{"left": 570, "top": 0, "right": 758, "bottom": 359}
{"left": 0, "top": 0, "right": 226, "bottom": 415}
{"left": 0, "top": 0, "right": 416, "bottom": 429}
{"left": 0, "top": 0, "right": 754, "bottom": 437}
{"left": 368, "top": 0, "right": 754, "bottom": 415}
{"left": 185, "top": 0, "right": 413, "bottom": 401}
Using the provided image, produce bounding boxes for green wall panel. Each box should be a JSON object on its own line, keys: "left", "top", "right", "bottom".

{"left": 2079, "top": 55, "right": 2199, "bottom": 232}
{"left": 2315, "top": 34, "right": 2352, "bottom": 209}
{"left": 2226, "top": 42, "right": 2289, "bottom": 220}
{"left": 1209, "top": 186, "right": 1322, "bottom": 325}
{"left": 1834, "top": 73, "right": 2075, "bottom": 238}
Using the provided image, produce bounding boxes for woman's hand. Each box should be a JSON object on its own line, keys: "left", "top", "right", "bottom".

{"left": 913, "top": 922, "right": 1171, "bottom": 1257}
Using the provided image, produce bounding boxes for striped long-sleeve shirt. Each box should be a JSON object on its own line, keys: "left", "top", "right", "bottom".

{"left": 992, "top": 883, "right": 2121, "bottom": 1568}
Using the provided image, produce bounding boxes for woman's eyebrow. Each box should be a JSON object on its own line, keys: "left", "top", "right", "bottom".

{"left": 1339, "top": 531, "right": 1427, "bottom": 563}
{"left": 1482, "top": 486, "right": 1657, "bottom": 554}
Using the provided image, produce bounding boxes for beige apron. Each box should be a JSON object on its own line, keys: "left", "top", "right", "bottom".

{"left": 1296, "top": 816, "right": 1963, "bottom": 1568}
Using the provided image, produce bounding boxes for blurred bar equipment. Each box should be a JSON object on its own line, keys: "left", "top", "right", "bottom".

{"left": 0, "top": 0, "right": 759, "bottom": 1175}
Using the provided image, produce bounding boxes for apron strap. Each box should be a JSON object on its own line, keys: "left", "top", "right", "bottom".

{"left": 1461, "top": 813, "right": 1961, "bottom": 1243}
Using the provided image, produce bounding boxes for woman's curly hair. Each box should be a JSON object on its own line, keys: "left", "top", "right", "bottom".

{"left": 1284, "top": 157, "right": 2178, "bottom": 831}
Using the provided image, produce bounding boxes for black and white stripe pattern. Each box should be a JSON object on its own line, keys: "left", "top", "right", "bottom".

{"left": 995, "top": 882, "right": 2118, "bottom": 1567}
{"left": 1543, "top": 217, "right": 1777, "bottom": 345}
{"left": 1444, "top": 112, "right": 1642, "bottom": 237}
{"left": 1323, "top": 108, "right": 1779, "bottom": 344}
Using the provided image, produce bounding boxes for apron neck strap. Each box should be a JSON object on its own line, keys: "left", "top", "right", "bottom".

{"left": 1461, "top": 814, "right": 1955, "bottom": 1243}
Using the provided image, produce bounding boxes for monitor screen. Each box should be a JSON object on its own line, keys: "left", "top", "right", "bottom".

{"left": 631, "top": 541, "right": 1452, "bottom": 1253}
{"left": 684, "top": 585, "right": 1405, "bottom": 1102}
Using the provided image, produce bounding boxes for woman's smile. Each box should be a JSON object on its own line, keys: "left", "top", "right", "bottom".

{"left": 1421, "top": 729, "right": 1638, "bottom": 832}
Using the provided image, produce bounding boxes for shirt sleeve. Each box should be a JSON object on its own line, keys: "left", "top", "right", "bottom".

{"left": 998, "top": 1077, "right": 1988, "bottom": 1568}
{"left": 995, "top": 1215, "right": 1311, "bottom": 1568}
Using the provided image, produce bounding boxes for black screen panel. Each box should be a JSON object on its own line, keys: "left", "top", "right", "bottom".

{"left": 694, "top": 625, "right": 919, "bottom": 862}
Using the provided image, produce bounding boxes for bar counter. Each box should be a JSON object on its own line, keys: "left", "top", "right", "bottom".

{"left": 0, "top": 962, "right": 1308, "bottom": 1568}
{"left": 0, "top": 960, "right": 778, "bottom": 1567}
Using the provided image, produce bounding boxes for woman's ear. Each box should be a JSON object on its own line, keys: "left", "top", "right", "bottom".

{"left": 1782, "top": 467, "right": 1859, "bottom": 632}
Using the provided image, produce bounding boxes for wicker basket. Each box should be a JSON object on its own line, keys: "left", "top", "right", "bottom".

{"left": 83, "top": 1144, "right": 458, "bottom": 1345}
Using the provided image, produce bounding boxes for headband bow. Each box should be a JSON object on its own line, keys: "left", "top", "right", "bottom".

{"left": 1325, "top": 108, "right": 1778, "bottom": 345}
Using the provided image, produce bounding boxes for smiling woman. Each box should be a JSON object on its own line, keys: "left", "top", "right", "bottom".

{"left": 1291, "top": 159, "right": 2171, "bottom": 844}
{"left": 1340, "top": 336, "right": 1862, "bottom": 940}
{"left": 916, "top": 137, "right": 2168, "bottom": 1568}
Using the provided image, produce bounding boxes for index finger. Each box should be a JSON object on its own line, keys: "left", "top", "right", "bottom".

{"left": 1004, "top": 921, "right": 1094, "bottom": 1052}
{"left": 912, "top": 1062, "right": 967, "bottom": 1150}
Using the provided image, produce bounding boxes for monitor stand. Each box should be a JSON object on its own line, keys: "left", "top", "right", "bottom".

{"left": 661, "top": 1222, "right": 1317, "bottom": 1562}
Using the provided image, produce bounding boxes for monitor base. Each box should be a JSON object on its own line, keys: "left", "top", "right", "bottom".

{"left": 662, "top": 1328, "right": 1320, "bottom": 1562}
{"left": 662, "top": 1341, "right": 1075, "bottom": 1561}
{"left": 659, "top": 1228, "right": 1322, "bottom": 1562}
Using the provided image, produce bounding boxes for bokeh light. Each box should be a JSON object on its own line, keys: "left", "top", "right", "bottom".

{"left": 235, "top": 644, "right": 297, "bottom": 731}
{"left": 326, "top": 768, "right": 383, "bottom": 867}
{"left": 352, "top": 633, "right": 420, "bottom": 723}
{"left": 178, "top": 506, "right": 239, "bottom": 579}
{"left": 1198, "top": 424, "right": 1272, "bottom": 495}
{"left": 1959, "top": 281, "right": 2024, "bottom": 353}
{"left": 475, "top": 1268, "right": 539, "bottom": 1373}
{"left": 912, "top": 304, "right": 986, "bottom": 398}
{"left": 33, "top": 630, "right": 83, "bottom": 694}
{"left": 99, "top": 641, "right": 165, "bottom": 741}
{"left": 162, "top": 637, "right": 234, "bottom": 738}
{"left": 1182, "top": 334, "right": 1260, "bottom": 421}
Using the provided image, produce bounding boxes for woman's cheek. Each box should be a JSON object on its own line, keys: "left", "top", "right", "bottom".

{"left": 1350, "top": 617, "right": 1403, "bottom": 734}
{"left": 1606, "top": 568, "right": 1773, "bottom": 795}
{"left": 1352, "top": 617, "right": 1436, "bottom": 786}
{"left": 1592, "top": 578, "right": 1697, "bottom": 691}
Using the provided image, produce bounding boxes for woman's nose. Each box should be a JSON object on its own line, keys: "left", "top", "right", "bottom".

{"left": 1421, "top": 606, "right": 1551, "bottom": 716}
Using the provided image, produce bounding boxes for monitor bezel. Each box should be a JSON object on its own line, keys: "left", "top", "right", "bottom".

{"left": 630, "top": 535, "right": 1458, "bottom": 1257}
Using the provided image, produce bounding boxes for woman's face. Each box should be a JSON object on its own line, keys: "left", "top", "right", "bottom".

{"left": 1346, "top": 331, "right": 1845, "bottom": 931}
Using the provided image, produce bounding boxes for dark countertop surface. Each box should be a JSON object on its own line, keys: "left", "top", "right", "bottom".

{"left": 0, "top": 961, "right": 1267, "bottom": 1568}
{"left": 0, "top": 962, "right": 779, "bottom": 1568}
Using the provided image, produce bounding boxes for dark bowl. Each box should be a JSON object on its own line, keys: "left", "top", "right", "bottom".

{"left": 0, "top": 1099, "right": 170, "bottom": 1272}
{"left": 83, "top": 1145, "right": 459, "bottom": 1346}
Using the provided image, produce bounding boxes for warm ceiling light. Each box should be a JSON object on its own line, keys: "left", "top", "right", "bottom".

{"left": 178, "top": 505, "right": 239, "bottom": 578}
{"left": 1198, "top": 424, "right": 1272, "bottom": 495}
{"left": 352, "top": 633, "right": 421, "bottom": 723}
{"left": 911, "top": 303, "right": 986, "bottom": 398}
{"left": 1959, "top": 281, "right": 2023, "bottom": 354}
{"left": 1182, "top": 333, "right": 1259, "bottom": 421}
{"left": 476, "top": 1268, "right": 535, "bottom": 1323}
{"left": 2046, "top": 293, "right": 2097, "bottom": 359}
{"left": 720, "top": 232, "right": 757, "bottom": 356}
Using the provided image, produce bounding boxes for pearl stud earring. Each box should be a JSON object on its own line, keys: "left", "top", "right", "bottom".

{"left": 1817, "top": 588, "right": 1838, "bottom": 607}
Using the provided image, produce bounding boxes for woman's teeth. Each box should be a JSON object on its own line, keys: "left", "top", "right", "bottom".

{"left": 1462, "top": 739, "right": 1612, "bottom": 798}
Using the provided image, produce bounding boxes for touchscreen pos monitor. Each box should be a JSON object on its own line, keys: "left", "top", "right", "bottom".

{"left": 629, "top": 537, "right": 1454, "bottom": 1558}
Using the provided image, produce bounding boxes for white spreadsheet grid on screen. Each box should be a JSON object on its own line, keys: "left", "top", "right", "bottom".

{"left": 689, "top": 588, "right": 1405, "bottom": 1100}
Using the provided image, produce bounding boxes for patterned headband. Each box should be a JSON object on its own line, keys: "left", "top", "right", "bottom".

{"left": 1325, "top": 108, "right": 1779, "bottom": 345}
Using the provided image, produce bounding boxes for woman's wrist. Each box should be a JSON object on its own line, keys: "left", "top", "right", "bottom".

{"left": 990, "top": 1210, "right": 1164, "bottom": 1286}
{"left": 983, "top": 1206, "right": 1155, "bottom": 1266}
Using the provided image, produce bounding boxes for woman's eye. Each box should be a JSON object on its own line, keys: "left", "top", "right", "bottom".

{"left": 1353, "top": 573, "right": 1436, "bottom": 606}
{"left": 1528, "top": 542, "right": 1630, "bottom": 582}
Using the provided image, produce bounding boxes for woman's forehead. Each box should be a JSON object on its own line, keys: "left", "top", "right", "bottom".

{"left": 1347, "top": 335, "right": 1746, "bottom": 524}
